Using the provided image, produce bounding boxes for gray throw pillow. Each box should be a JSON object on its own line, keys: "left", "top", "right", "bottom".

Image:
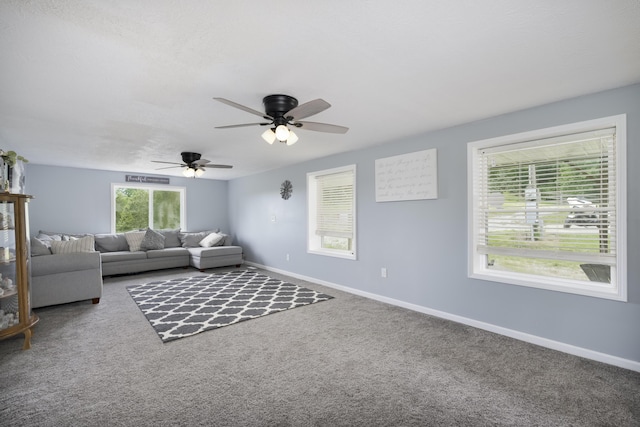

{"left": 221, "top": 233, "right": 233, "bottom": 246}
{"left": 158, "top": 229, "right": 181, "bottom": 248}
{"left": 141, "top": 228, "right": 165, "bottom": 250}
{"left": 36, "top": 233, "right": 62, "bottom": 246}
{"left": 94, "top": 233, "right": 129, "bottom": 252}
{"left": 179, "top": 231, "right": 208, "bottom": 248}
{"left": 31, "top": 237, "right": 52, "bottom": 256}
{"left": 179, "top": 230, "right": 219, "bottom": 248}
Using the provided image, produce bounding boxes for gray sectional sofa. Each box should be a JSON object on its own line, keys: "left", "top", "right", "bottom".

{"left": 30, "top": 228, "right": 243, "bottom": 308}
{"left": 31, "top": 251, "right": 103, "bottom": 309}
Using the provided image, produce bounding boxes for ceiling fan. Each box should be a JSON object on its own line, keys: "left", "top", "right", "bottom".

{"left": 152, "top": 152, "right": 232, "bottom": 178}
{"left": 213, "top": 94, "right": 349, "bottom": 145}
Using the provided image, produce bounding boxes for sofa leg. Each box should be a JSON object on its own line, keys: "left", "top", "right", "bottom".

{"left": 235, "top": 264, "right": 241, "bottom": 267}
{"left": 92, "top": 298, "right": 100, "bottom": 304}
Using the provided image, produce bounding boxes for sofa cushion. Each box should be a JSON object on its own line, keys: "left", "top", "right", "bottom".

{"left": 146, "top": 247, "right": 189, "bottom": 259}
{"left": 140, "top": 228, "right": 165, "bottom": 250}
{"left": 158, "top": 229, "right": 181, "bottom": 248}
{"left": 31, "top": 237, "right": 52, "bottom": 256}
{"left": 187, "top": 246, "right": 243, "bottom": 258}
{"left": 94, "top": 233, "right": 129, "bottom": 252}
{"left": 199, "top": 232, "right": 225, "bottom": 248}
{"left": 51, "top": 235, "right": 95, "bottom": 254}
{"left": 125, "top": 231, "right": 146, "bottom": 252}
{"left": 100, "top": 251, "right": 147, "bottom": 263}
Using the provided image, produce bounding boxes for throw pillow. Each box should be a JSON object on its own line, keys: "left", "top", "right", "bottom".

{"left": 220, "top": 233, "right": 232, "bottom": 246}
{"left": 39, "top": 230, "right": 89, "bottom": 241}
{"left": 50, "top": 235, "right": 95, "bottom": 254}
{"left": 37, "top": 233, "right": 62, "bottom": 244}
{"left": 30, "top": 237, "right": 52, "bottom": 256}
{"left": 94, "top": 233, "right": 129, "bottom": 252}
{"left": 140, "top": 228, "right": 165, "bottom": 250}
{"left": 179, "top": 231, "right": 212, "bottom": 248}
{"left": 199, "top": 232, "right": 225, "bottom": 248}
{"left": 158, "top": 229, "right": 181, "bottom": 248}
{"left": 124, "top": 231, "right": 146, "bottom": 252}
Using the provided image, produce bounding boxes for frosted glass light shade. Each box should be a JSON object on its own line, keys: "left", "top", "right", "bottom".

{"left": 183, "top": 167, "right": 195, "bottom": 177}
{"left": 195, "top": 168, "right": 205, "bottom": 177}
{"left": 261, "top": 129, "right": 276, "bottom": 144}
{"left": 275, "top": 125, "right": 290, "bottom": 141}
{"left": 286, "top": 131, "right": 299, "bottom": 146}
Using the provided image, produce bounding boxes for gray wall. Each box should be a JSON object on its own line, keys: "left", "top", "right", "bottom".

{"left": 229, "top": 83, "right": 640, "bottom": 364}
{"left": 25, "top": 165, "right": 230, "bottom": 235}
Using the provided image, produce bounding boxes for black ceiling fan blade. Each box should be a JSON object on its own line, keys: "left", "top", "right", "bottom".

{"left": 213, "top": 97, "right": 273, "bottom": 119}
{"left": 285, "top": 99, "right": 330, "bottom": 120}
{"left": 295, "top": 121, "right": 349, "bottom": 134}
{"left": 215, "top": 122, "right": 271, "bottom": 129}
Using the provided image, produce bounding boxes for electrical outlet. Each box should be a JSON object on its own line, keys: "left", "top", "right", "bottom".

{"left": 381, "top": 267, "right": 387, "bottom": 278}
{"left": 286, "top": 253, "right": 290, "bottom": 261}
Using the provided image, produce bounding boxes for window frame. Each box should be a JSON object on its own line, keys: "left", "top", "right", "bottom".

{"left": 111, "top": 183, "right": 186, "bottom": 233}
{"left": 307, "top": 164, "right": 357, "bottom": 260}
{"left": 467, "top": 114, "right": 627, "bottom": 301}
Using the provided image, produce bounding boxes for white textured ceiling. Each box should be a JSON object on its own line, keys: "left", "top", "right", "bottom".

{"left": 1, "top": 1, "right": 639, "bottom": 180}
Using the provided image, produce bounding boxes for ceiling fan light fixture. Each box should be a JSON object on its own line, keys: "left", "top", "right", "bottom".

{"left": 275, "top": 124, "right": 290, "bottom": 142}
{"left": 286, "top": 130, "right": 299, "bottom": 146}
{"left": 195, "top": 168, "right": 205, "bottom": 177}
{"left": 183, "top": 167, "right": 196, "bottom": 178}
{"left": 261, "top": 128, "right": 276, "bottom": 144}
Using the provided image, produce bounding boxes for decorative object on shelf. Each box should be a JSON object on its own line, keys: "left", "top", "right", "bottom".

{"left": 0, "top": 149, "right": 28, "bottom": 194}
{"left": 280, "top": 180, "right": 293, "bottom": 200}
{"left": 0, "top": 212, "right": 14, "bottom": 229}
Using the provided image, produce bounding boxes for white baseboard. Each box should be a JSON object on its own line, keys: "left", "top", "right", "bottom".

{"left": 246, "top": 261, "right": 640, "bottom": 373}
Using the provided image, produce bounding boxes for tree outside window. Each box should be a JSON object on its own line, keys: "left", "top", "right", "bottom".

{"left": 112, "top": 185, "right": 185, "bottom": 233}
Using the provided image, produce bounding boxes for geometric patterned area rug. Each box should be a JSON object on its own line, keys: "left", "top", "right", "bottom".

{"left": 127, "top": 270, "right": 334, "bottom": 343}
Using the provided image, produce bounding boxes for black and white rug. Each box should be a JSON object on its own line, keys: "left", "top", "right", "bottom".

{"left": 127, "top": 270, "right": 334, "bottom": 342}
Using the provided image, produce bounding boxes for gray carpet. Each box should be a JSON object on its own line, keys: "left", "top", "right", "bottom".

{"left": 0, "top": 266, "right": 638, "bottom": 426}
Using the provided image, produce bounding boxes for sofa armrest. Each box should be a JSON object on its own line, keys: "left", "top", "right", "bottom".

{"left": 31, "top": 252, "right": 102, "bottom": 277}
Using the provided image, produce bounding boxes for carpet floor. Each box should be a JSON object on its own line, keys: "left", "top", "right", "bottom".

{"left": 0, "top": 266, "right": 639, "bottom": 426}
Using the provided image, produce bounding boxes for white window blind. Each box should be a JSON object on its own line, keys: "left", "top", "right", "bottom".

{"left": 468, "top": 114, "right": 626, "bottom": 301}
{"left": 474, "top": 128, "right": 617, "bottom": 264}
{"left": 316, "top": 169, "right": 354, "bottom": 239}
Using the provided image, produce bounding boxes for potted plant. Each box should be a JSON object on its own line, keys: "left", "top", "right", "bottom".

{"left": 0, "top": 150, "right": 28, "bottom": 193}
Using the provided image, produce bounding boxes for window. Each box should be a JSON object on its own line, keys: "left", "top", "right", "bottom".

{"left": 468, "top": 115, "right": 626, "bottom": 301}
{"left": 307, "top": 165, "right": 356, "bottom": 259}
{"left": 111, "top": 184, "right": 186, "bottom": 233}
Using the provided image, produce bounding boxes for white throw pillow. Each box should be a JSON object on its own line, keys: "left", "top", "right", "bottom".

{"left": 199, "top": 232, "right": 225, "bottom": 248}
{"left": 125, "top": 231, "right": 146, "bottom": 252}
{"left": 50, "top": 235, "right": 95, "bottom": 254}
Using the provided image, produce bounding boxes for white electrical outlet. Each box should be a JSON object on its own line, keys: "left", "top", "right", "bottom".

{"left": 381, "top": 267, "right": 387, "bottom": 278}
{"left": 286, "top": 253, "right": 290, "bottom": 261}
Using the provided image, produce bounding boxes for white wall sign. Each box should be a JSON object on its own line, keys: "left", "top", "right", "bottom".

{"left": 375, "top": 148, "right": 438, "bottom": 202}
{"left": 126, "top": 175, "right": 170, "bottom": 184}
